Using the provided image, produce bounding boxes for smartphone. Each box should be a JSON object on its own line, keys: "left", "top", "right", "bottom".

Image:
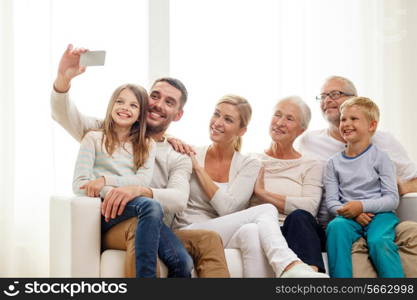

{"left": 80, "top": 50, "right": 106, "bottom": 67}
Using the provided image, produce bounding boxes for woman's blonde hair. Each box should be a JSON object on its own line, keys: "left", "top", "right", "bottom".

{"left": 101, "top": 83, "right": 151, "bottom": 170}
{"left": 216, "top": 94, "right": 252, "bottom": 152}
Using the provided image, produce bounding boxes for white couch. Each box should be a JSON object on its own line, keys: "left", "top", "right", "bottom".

{"left": 50, "top": 193, "right": 417, "bottom": 277}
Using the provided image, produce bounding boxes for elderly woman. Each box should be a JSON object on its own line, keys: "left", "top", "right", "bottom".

{"left": 171, "top": 95, "right": 328, "bottom": 278}
{"left": 250, "top": 96, "right": 326, "bottom": 273}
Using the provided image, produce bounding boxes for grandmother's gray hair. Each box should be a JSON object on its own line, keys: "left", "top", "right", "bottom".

{"left": 275, "top": 96, "right": 311, "bottom": 130}
{"left": 324, "top": 75, "right": 358, "bottom": 97}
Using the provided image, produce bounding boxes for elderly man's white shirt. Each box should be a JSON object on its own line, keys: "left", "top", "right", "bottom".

{"left": 296, "top": 128, "right": 417, "bottom": 182}
{"left": 296, "top": 128, "right": 417, "bottom": 225}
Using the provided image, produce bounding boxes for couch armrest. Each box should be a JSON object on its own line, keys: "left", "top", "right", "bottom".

{"left": 397, "top": 193, "right": 417, "bottom": 223}
{"left": 50, "top": 195, "right": 101, "bottom": 277}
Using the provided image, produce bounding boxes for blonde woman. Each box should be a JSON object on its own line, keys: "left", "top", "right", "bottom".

{"left": 170, "top": 95, "right": 328, "bottom": 278}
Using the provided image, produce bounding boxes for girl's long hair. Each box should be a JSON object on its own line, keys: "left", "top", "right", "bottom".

{"left": 101, "top": 83, "right": 150, "bottom": 170}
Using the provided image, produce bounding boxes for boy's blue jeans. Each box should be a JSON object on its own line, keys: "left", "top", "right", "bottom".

{"left": 326, "top": 212, "right": 404, "bottom": 278}
{"left": 101, "top": 196, "right": 193, "bottom": 278}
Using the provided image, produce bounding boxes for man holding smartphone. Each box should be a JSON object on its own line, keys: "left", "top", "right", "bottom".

{"left": 51, "top": 44, "right": 230, "bottom": 278}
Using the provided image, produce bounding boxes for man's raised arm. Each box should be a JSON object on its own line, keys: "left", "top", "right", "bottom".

{"left": 51, "top": 44, "right": 102, "bottom": 142}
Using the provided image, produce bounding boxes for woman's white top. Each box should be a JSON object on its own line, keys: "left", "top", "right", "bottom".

{"left": 173, "top": 145, "right": 261, "bottom": 229}
{"left": 249, "top": 152, "right": 323, "bottom": 223}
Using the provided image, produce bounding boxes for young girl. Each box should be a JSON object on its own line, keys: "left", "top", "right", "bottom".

{"left": 72, "top": 83, "right": 193, "bottom": 278}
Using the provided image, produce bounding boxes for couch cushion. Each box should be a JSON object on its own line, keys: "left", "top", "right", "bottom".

{"left": 322, "top": 252, "right": 328, "bottom": 274}
{"left": 100, "top": 250, "right": 169, "bottom": 277}
{"left": 101, "top": 249, "right": 327, "bottom": 277}
{"left": 100, "top": 249, "right": 219, "bottom": 277}
{"left": 100, "top": 250, "right": 128, "bottom": 278}
{"left": 224, "top": 249, "right": 243, "bottom": 277}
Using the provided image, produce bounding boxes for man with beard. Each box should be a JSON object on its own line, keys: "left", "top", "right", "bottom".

{"left": 51, "top": 44, "right": 230, "bottom": 277}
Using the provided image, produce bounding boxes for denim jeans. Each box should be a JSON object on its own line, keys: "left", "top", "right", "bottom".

{"left": 101, "top": 196, "right": 193, "bottom": 278}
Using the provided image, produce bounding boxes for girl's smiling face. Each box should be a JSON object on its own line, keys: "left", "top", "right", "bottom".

{"left": 111, "top": 88, "right": 140, "bottom": 128}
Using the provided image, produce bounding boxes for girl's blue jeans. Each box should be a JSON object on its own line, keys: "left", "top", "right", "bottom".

{"left": 101, "top": 196, "right": 193, "bottom": 278}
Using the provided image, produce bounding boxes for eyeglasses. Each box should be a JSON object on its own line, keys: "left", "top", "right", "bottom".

{"left": 315, "top": 90, "right": 354, "bottom": 101}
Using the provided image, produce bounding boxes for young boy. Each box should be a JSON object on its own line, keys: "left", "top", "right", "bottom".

{"left": 323, "top": 97, "right": 404, "bottom": 278}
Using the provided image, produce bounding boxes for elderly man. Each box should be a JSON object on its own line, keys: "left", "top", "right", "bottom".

{"left": 297, "top": 75, "right": 417, "bottom": 277}
{"left": 51, "top": 44, "right": 230, "bottom": 277}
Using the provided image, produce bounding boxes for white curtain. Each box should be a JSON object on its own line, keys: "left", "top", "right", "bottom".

{"left": 0, "top": 0, "right": 148, "bottom": 277}
{"left": 168, "top": 0, "right": 417, "bottom": 162}
{"left": 1, "top": 0, "right": 416, "bottom": 277}
{"left": 378, "top": 0, "right": 417, "bottom": 163}
{"left": 0, "top": 0, "right": 16, "bottom": 277}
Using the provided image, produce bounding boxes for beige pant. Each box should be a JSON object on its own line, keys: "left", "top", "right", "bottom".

{"left": 352, "top": 221, "right": 417, "bottom": 277}
{"left": 102, "top": 217, "right": 230, "bottom": 278}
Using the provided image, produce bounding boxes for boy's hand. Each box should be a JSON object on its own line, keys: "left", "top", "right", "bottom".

{"left": 355, "top": 212, "right": 375, "bottom": 226}
{"left": 337, "top": 201, "right": 363, "bottom": 218}
{"left": 80, "top": 177, "right": 105, "bottom": 197}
